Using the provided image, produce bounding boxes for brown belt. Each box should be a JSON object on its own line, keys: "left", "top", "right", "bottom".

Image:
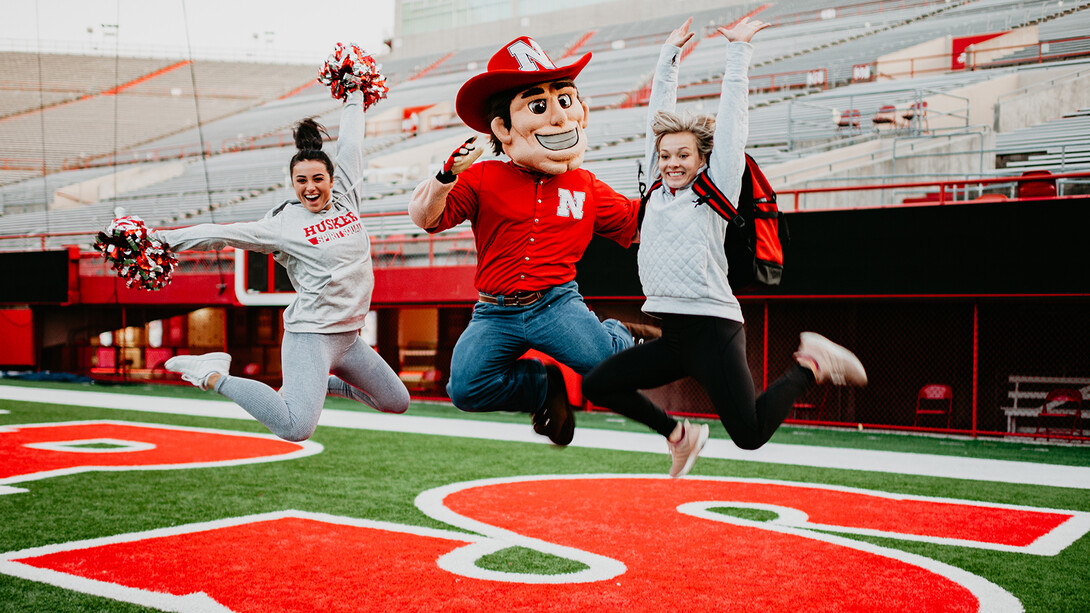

{"left": 478, "top": 290, "right": 544, "bottom": 306}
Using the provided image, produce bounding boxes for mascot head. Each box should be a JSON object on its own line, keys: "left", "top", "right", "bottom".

{"left": 456, "top": 37, "right": 592, "bottom": 175}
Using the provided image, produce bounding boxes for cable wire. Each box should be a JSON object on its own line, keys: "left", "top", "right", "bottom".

{"left": 180, "top": 0, "right": 227, "bottom": 294}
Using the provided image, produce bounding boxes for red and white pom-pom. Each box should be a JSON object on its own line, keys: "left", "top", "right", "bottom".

{"left": 92, "top": 216, "right": 177, "bottom": 291}
{"left": 317, "top": 42, "right": 389, "bottom": 109}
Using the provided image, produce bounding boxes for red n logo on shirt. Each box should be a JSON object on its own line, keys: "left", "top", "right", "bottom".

{"left": 557, "top": 189, "right": 585, "bottom": 220}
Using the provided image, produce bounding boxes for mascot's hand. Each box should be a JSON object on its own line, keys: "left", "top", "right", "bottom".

{"left": 436, "top": 136, "right": 484, "bottom": 184}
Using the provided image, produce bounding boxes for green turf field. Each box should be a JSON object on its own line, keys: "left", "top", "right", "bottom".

{"left": 1, "top": 380, "right": 1089, "bottom": 612}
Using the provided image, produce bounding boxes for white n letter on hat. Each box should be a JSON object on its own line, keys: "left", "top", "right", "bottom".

{"left": 507, "top": 38, "right": 556, "bottom": 71}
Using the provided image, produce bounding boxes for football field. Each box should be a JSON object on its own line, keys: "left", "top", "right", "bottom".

{"left": 2, "top": 381, "right": 1089, "bottom": 612}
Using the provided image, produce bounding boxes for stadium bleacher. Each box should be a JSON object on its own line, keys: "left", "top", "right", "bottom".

{"left": 989, "top": 4, "right": 1090, "bottom": 65}
{"left": 0, "top": 53, "right": 316, "bottom": 186}
{"left": 2, "top": 0, "right": 1090, "bottom": 252}
{"left": 998, "top": 107, "right": 1090, "bottom": 171}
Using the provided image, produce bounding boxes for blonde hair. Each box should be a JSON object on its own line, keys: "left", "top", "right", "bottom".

{"left": 651, "top": 111, "right": 715, "bottom": 161}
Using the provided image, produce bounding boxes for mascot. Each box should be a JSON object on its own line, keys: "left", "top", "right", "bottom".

{"left": 409, "top": 36, "right": 645, "bottom": 446}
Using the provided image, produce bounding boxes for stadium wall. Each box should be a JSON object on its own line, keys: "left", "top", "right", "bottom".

{"left": 773, "top": 133, "right": 996, "bottom": 209}
{"left": 573, "top": 195, "right": 1089, "bottom": 436}
{"left": 994, "top": 65, "right": 1090, "bottom": 133}
{"left": 4, "top": 195, "right": 1088, "bottom": 439}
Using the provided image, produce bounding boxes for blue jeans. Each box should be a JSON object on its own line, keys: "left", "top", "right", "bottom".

{"left": 447, "top": 281, "right": 633, "bottom": 413}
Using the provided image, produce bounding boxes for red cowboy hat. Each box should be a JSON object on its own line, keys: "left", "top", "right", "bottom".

{"left": 456, "top": 36, "right": 592, "bottom": 134}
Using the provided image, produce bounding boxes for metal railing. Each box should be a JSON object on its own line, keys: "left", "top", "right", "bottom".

{"left": 777, "top": 169, "right": 1090, "bottom": 211}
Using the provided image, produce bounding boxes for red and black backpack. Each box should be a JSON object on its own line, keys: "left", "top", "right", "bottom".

{"left": 638, "top": 153, "right": 788, "bottom": 290}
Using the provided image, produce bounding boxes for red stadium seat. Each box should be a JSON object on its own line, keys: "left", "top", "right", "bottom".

{"left": 1017, "top": 170, "right": 1057, "bottom": 199}
{"left": 902, "top": 101, "right": 928, "bottom": 132}
{"left": 1035, "top": 388, "right": 1083, "bottom": 440}
{"left": 372, "top": 234, "right": 406, "bottom": 266}
{"left": 791, "top": 386, "right": 830, "bottom": 422}
{"left": 448, "top": 230, "right": 476, "bottom": 264}
{"left": 836, "top": 109, "right": 861, "bottom": 134}
{"left": 913, "top": 384, "right": 952, "bottom": 429}
{"left": 872, "top": 105, "right": 898, "bottom": 128}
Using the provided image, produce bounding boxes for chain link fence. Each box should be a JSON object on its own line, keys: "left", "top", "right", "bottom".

{"left": 651, "top": 297, "right": 1090, "bottom": 442}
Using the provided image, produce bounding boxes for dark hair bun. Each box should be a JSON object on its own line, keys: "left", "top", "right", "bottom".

{"left": 293, "top": 117, "right": 328, "bottom": 151}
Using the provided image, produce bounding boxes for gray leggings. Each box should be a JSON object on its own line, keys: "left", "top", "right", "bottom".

{"left": 214, "top": 330, "right": 410, "bottom": 441}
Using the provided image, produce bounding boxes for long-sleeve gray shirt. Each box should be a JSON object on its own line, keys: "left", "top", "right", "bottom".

{"left": 153, "top": 91, "right": 373, "bottom": 334}
{"left": 638, "top": 41, "right": 753, "bottom": 323}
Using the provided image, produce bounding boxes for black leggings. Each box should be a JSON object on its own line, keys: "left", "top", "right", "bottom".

{"left": 582, "top": 314, "right": 814, "bottom": 450}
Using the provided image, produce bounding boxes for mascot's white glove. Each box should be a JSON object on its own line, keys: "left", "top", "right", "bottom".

{"left": 436, "top": 136, "right": 484, "bottom": 184}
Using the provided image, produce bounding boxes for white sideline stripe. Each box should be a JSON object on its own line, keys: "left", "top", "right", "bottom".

{"left": 2, "top": 384, "right": 1089, "bottom": 489}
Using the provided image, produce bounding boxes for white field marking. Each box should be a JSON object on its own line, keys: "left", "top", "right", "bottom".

{"left": 436, "top": 538, "right": 625, "bottom": 585}
{"left": 418, "top": 474, "right": 1090, "bottom": 557}
{"left": 418, "top": 476, "right": 622, "bottom": 584}
{"left": 23, "top": 438, "right": 156, "bottom": 453}
{"left": 674, "top": 501, "right": 1023, "bottom": 613}
{"left": 414, "top": 474, "right": 1048, "bottom": 612}
{"left": 682, "top": 499, "right": 1090, "bottom": 557}
{"left": 0, "top": 475, "right": 1078, "bottom": 609}
{"left": 0, "top": 509, "right": 597, "bottom": 611}
{"left": 0, "top": 420, "right": 322, "bottom": 488}
{"left": 2, "top": 383, "right": 1089, "bottom": 489}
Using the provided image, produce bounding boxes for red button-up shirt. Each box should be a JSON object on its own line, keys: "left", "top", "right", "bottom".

{"left": 429, "top": 161, "right": 638, "bottom": 295}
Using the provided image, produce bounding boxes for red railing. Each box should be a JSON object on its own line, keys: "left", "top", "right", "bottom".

{"left": 777, "top": 170, "right": 1090, "bottom": 211}
{"left": 0, "top": 217, "right": 474, "bottom": 272}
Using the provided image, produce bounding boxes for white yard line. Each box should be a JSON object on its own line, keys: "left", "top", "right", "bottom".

{"left": 2, "top": 384, "right": 1089, "bottom": 489}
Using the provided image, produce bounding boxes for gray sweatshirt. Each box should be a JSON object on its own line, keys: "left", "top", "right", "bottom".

{"left": 638, "top": 41, "right": 753, "bottom": 323}
{"left": 153, "top": 91, "right": 373, "bottom": 334}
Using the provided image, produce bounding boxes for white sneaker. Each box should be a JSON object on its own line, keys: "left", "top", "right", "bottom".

{"left": 667, "top": 420, "right": 710, "bottom": 478}
{"left": 165, "top": 352, "right": 231, "bottom": 390}
{"left": 795, "top": 332, "right": 867, "bottom": 386}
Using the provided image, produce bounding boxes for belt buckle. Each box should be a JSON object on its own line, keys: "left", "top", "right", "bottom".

{"left": 479, "top": 290, "right": 539, "bottom": 306}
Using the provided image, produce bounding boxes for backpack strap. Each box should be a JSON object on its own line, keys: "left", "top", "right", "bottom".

{"left": 637, "top": 177, "right": 663, "bottom": 231}
{"left": 692, "top": 171, "right": 745, "bottom": 227}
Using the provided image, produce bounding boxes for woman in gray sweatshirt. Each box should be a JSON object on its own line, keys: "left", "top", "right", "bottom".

{"left": 582, "top": 17, "right": 865, "bottom": 477}
{"left": 155, "top": 88, "right": 409, "bottom": 441}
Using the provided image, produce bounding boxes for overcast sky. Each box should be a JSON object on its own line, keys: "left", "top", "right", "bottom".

{"left": 0, "top": 0, "right": 396, "bottom": 63}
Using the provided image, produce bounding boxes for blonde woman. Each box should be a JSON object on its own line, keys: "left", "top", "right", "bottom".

{"left": 583, "top": 17, "right": 866, "bottom": 477}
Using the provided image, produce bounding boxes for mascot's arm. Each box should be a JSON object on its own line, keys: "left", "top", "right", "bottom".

{"left": 409, "top": 136, "right": 482, "bottom": 232}
{"left": 409, "top": 176, "right": 456, "bottom": 232}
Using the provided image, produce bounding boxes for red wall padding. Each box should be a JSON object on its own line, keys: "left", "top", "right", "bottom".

{"left": 0, "top": 308, "right": 34, "bottom": 366}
